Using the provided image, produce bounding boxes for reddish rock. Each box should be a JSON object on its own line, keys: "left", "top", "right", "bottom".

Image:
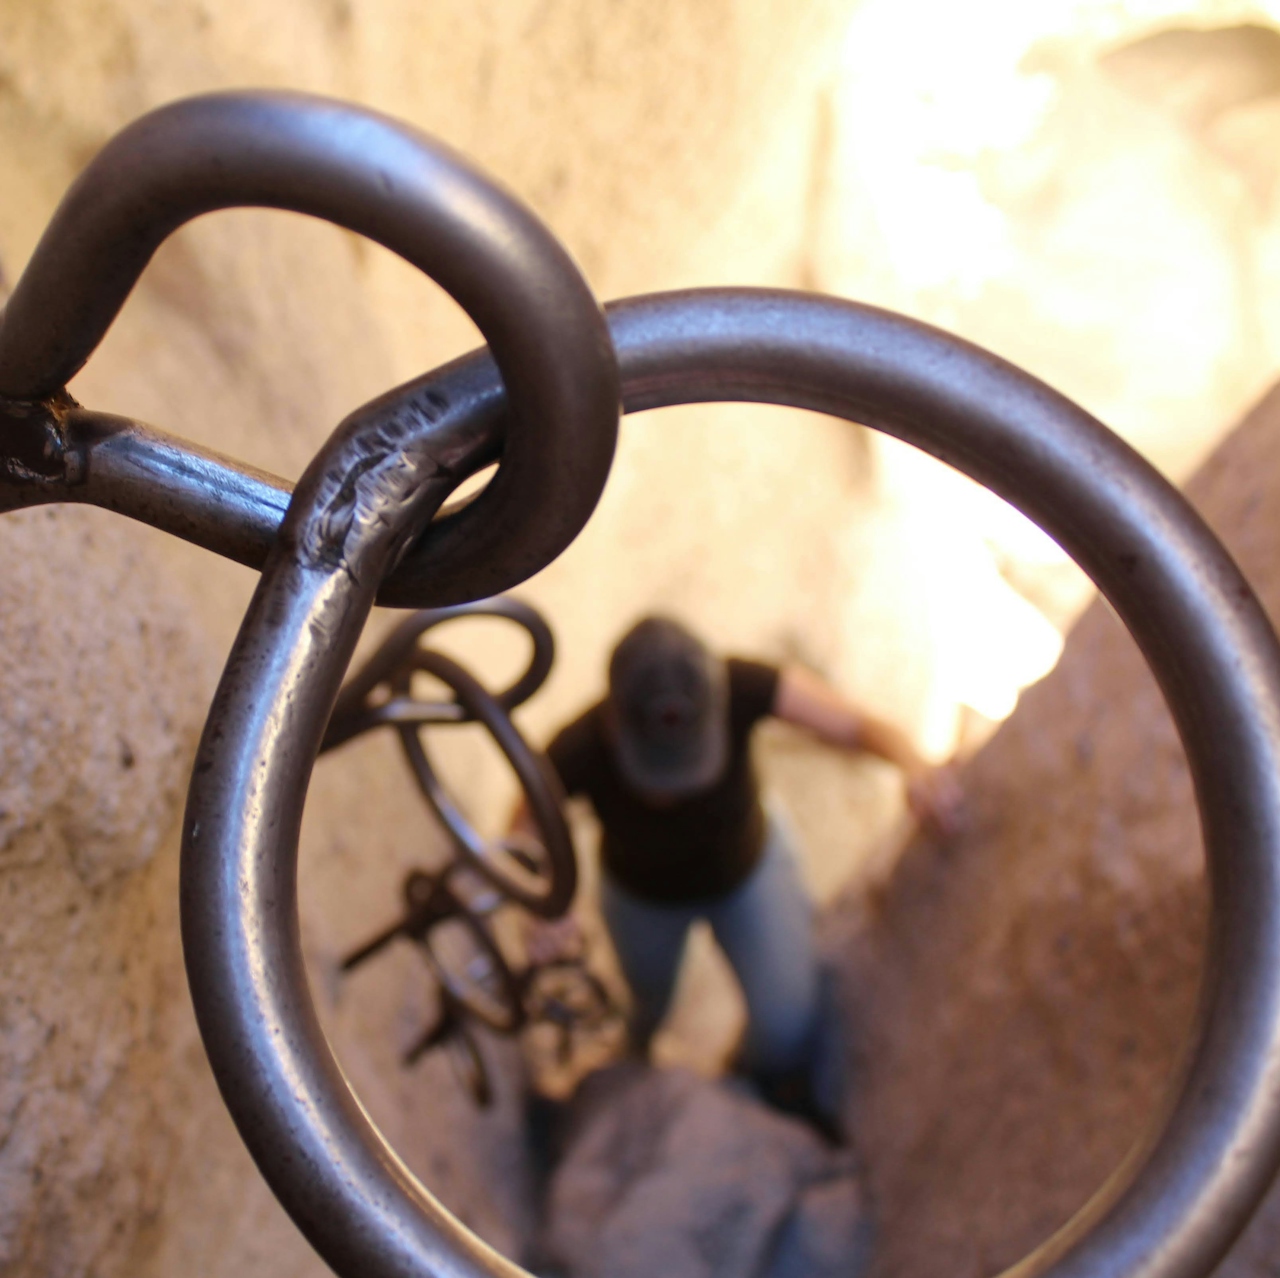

{"left": 834, "top": 382, "right": 1280, "bottom": 1278}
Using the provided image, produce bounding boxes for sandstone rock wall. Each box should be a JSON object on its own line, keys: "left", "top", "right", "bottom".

{"left": 833, "top": 381, "right": 1280, "bottom": 1277}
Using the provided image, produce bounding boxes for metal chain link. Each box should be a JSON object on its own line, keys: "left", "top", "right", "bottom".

{"left": 0, "top": 90, "right": 619, "bottom": 606}
{"left": 327, "top": 597, "right": 623, "bottom": 1104}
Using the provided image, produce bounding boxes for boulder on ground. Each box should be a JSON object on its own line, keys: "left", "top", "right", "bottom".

{"left": 538, "top": 1062, "right": 870, "bottom": 1278}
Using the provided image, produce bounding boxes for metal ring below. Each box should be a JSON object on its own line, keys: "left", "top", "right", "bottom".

{"left": 182, "top": 288, "right": 1280, "bottom": 1278}
{"left": 415, "top": 887, "right": 524, "bottom": 1035}
{"left": 321, "top": 596, "right": 556, "bottom": 752}
{"left": 396, "top": 648, "right": 576, "bottom": 918}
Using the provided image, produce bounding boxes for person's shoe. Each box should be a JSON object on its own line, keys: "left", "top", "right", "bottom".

{"left": 752, "top": 1066, "right": 845, "bottom": 1147}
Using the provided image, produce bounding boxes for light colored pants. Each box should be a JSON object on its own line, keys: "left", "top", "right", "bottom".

{"left": 599, "top": 813, "right": 820, "bottom": 1077}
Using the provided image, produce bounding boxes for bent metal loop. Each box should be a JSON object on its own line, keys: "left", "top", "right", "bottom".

{"left": 0, "top": 91, "right": 1279, "bottom": 1278}
{"left": 322, "top": 597, "right": 576, "bottom": 916}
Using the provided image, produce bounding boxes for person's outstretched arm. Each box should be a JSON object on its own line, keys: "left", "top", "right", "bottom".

{"left": 772, "top": 664, "right": 965, "bottom": 836}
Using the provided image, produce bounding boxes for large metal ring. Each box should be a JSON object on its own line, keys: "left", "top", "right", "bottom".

{"left": 183, "top": 288, "right": 1280, "bottom": 1278}
{"left": 0, "top": 91, "right": 619, "bottom": 604}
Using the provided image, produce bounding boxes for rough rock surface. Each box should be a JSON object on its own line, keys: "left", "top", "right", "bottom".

{"left": 538, "top": 1063, "right": 869, "bottom": 1278}
{"left": 0, "top": 507, "right": 206, "bottom": 1276}
{"left": 832, "top": 381, "right": 1280, "bottom": 1278}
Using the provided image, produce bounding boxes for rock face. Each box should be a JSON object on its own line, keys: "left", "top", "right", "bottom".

{"left": 832, "top": 382, "right": 1280, "bottom": 1278}
{"left": 0, "top": 507, "right": 206, "bottom": 1276}
{"left": 538, "top": 1063, "right": 869, "bottom": 1278}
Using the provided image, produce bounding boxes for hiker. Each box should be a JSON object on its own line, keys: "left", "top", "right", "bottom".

{"left": 518, "top": 615, "right": 962, "bottom": 1128}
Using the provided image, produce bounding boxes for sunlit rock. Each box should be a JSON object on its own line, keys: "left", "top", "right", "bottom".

{"left": 832, "top": 379, "right": 1280, "bottom": 1278}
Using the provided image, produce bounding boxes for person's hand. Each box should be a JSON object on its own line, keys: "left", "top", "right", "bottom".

{"left": 905, "top": 763, "right": 966, "bottom": 839}
{"left": 524, "top": 913, "right": 584, "bottom": 967}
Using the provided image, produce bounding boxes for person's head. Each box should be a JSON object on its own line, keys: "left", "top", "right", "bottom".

{"left": 606, "top": 615, "right": 728, "bottom": 800}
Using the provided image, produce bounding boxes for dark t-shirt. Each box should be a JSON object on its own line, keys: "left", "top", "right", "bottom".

{"left": 545, "top": 659, "right": 780, "bottom": 903}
